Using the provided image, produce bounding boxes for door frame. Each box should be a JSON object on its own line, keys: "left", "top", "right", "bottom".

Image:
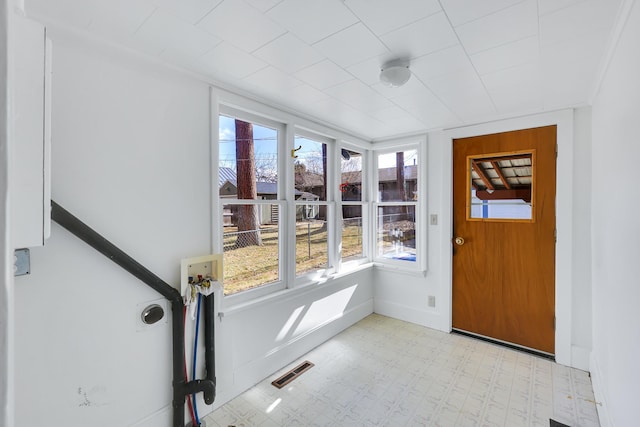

{"left": 441, "top": 109, "right": 574, "bottom": 367}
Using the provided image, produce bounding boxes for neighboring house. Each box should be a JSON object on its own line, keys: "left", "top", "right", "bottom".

{"left": 219, "top": 167, "right": 319, "bottom": 225}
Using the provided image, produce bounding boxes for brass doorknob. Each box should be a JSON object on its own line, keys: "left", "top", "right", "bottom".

{"left": 454, "top": 237, "right": 465, "bottom": 246}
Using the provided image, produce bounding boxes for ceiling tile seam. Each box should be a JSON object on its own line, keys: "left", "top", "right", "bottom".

{"left": 437, "top": 3, "right": 499, "bottom": 116}
{"left": 467, "top": 34, "right": 538, "bottom": 61}
{"left": 310, "top": 21, "right": 361, "bottom": 47}
{"left": 342, "top": 2, "right": 444, "bottom": 39}
{"left": 587, "top": 0, "right": 637, "bottom": 104}
{"left": 294, "top": 59, "right": 357, "bottom": 92}
{"left": 193, "top": 1, "right": 225, "bottom": 26}
{"left": 253, "top": 32, "right": 326, "bottom": 72}
{"left": 402, "top": 73, "right": 463, "bottom": 125}
{"left": 445, "top": 0, "right": 529, "bottom": 28}
{"left": 538, "top": 0, "right": 590, "bottom": 17}
{"left": 132, "top": 6, "right": 159, "bottom": 35}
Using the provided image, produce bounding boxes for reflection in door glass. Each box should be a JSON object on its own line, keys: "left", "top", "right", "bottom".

{"left": 469, "top": 152, "right": 533, "bottom": 220}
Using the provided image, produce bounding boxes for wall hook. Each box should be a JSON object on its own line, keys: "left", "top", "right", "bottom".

{"left": 291, "top": 145, "right": 302, "bottom": 159}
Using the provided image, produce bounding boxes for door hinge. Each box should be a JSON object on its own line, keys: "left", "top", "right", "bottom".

{"left": 555, "top": 143, "right": 558, "bottom": 158}
{"left": 554, "top": 316, "right": 556, "bottom": 331}
{"left": 554, "top": 229, "right": 557, "bottom": 243}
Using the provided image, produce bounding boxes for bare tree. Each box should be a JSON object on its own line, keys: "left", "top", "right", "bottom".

{"left": 235, "top": 120, "right": 262, "bottom": 247}
{"left": 396, "top": 151, "right": 406, "bottom": 201}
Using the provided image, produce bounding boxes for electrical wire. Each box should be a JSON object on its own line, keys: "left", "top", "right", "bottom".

{"left": 183, "top": 307, "right": 197, "bottom": 426}
{"left": 192, "top": 293, "right": 203, "bottom": 426}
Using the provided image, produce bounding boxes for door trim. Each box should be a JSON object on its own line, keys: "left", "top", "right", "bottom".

{"left": 440, "top": 110, "right": 574, "bottom": 367}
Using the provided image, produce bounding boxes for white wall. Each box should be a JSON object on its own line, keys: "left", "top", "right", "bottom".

{"left": 12, "top": 28, "right": 374, "bottom": 427}
{"left": 0, "top": 1, "right": 13, "bottom": 426}
{"left": 374, "top": 109, "right": 594, "bottom": 370}
{"left": 590, "top": 1, "right": 640, "bottom": 426}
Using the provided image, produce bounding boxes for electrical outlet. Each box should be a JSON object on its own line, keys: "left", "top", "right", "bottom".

{"left": 428, "top": 295, "right": 436, "bottom": 307}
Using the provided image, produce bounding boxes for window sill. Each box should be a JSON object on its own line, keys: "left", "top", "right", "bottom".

{"left": 373, "top": 261, "right": 427, "bottom": 277}
{"left": 221, "top": 262, "right": 374, "bottom": 316}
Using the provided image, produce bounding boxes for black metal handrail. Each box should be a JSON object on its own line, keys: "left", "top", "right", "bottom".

{"left": 51, "top": 200, "right": 216, "bottom": 427}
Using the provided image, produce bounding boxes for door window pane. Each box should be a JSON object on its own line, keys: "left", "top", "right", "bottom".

{"left": 468, "top": 152, "right": 534, "bottom": 221}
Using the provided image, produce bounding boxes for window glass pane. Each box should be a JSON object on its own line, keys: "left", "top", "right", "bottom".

{"left": 340, "top": 149, "right": 362, "bottom": 202}
{"left": 223, "top": 204, "right": 279, "bottom": 295}
{"left": 377, "top": 150, "right": 418, "bottom": 202}
{"left": 294, "top": 136, "right": 327, "bottom": 202}
{"left": 342, "top": 205, "right": 364, "bottom": 261}
{"left": 219, "top": 115, "right": 278, "bottom": 200}
{"left": 220, "top": 114, "right": 279, "bottom": 295}
{"left": 376, "top": 205, "right": 416, "bottom": 262}
{"left": 469, "top": 152, "right": 533, "bottom": 220}
{"left": 295, "top": 210, "right": 328, "bottom": 275}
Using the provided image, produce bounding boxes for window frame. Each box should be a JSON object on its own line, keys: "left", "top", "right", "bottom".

{"left": 372, "top": 139, "right": 427, "bottom": 273}
{"left": 216, "top": 106, "right": 287, "bottom": 304}
{"left": 336, "top": 142, "right": 370, "bottom": 271}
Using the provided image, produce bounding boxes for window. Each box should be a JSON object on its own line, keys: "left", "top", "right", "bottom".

{"left": 293, "top": 134, "right": 330, "bottom": 278}
{"left": 217, "top": 105, "right": 375, "bottom": 299}
{"left": 219, "top": 112, "right": 282, "bottom": 296}
{"left": 374, "top": 148, "right": 420, "bottom": 265}
{"left": 340, "top": 148, "right": 366, "bottom": 263}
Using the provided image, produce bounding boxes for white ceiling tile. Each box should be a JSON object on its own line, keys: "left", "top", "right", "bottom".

{"left": 380, "top": 12, "right": 459, "bottom": 59}
{"left": 253, "top": 33, "right": 324, "bottom": 73}
{"left": 25, "top": 0, "right": 95, "bottom": 28}
{"left": 411, "top": 45, "right": 473, "bottom": 82}
{"left": 88, "top": 0, "right": 156, "bottom": 43}
{"left": 482, "top": 62, "right": 544, "bottom": 113}
{"left": 197, "top": 0, "right": 286, "bottom": 52}
{"left": 281, "top": 84, "right": 331, "bottom": 107}
{"left": 393, "top": 88, "right": 460, "bottom": 129}
{"left": 426, "top": 69, "right": 496, "bottom": 119}
{"left": 243, "top": 66, "right": 303, "bottom": 92}
{"left": 470, "top": 36, "right": 539, "bottom": 75}
{"left": 200, "top": 42, "right": 268, "bottom": 79}
{"left": 267, "top": 0, "right": 358, "bottom": 44}
{"left": 314, "top": 23, "right": 390, "bottom": 68}
{"left": 295, "top": 60, "right": 355, "bottom": 90}
{"left": 244, "top": 0, "right": 284, "bottom": 12}
{"left": 128, "top": 8, "right": 194, "bottom": 56}
{"left": 325, "top": 80, "right": 394, "bottom": 112}
{"left": 347, "top": 57, "right": 390, "bottom": 86}
{"left": 153, "top": 0, "right": 222, "bottom": 24}
{"left": 538, "top": 0, "right": 586, "bottom": 16}
{"left": 369, "top": 105, "right": 414, "bottom": 121}
{"left": 539, "top": 0, "right": 621, "bottom": 46}
{"left": 440, "top": 0, "right": 525, "bottom": 27}
{"left": 344, "top": 0, "right": 442, "bottom": 36}
{"left": 160, "top": 27, "right": 221, "bottom": 67}
{"left": 371, "top": 76, "right": 431, "bottom": 100}
{"left": 455, "top": 0, "right": 538, "bottom": 54}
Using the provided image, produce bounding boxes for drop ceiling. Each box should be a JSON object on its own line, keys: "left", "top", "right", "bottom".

{"left": 24, "top": 0, "right": 622, "bottom": 140}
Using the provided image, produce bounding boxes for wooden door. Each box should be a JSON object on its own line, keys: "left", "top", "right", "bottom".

{"left": 452, "top": 126, "right": 556, "bottom": 354}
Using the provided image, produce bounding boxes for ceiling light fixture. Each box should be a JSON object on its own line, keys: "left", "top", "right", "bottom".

{"left": 380, "top": 60, "right": 411, "bottom": 88}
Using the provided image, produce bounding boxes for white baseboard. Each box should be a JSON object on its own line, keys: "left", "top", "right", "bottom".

{"left": 590, "top": 354, "right": 612, "bottom": 427}
{"left": 373, "top": 299, "right": 446, "bottom": 332}
{"left": 204, "top": 298, "right": 374, "bottom": 414}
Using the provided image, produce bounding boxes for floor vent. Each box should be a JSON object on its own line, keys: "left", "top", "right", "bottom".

{"left": 271, "top": 361, "right": 314, "bottom": 389}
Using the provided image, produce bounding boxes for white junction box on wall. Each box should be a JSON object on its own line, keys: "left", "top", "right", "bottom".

{"left": 180, "top": 254, "right": 223, "bottom": 296}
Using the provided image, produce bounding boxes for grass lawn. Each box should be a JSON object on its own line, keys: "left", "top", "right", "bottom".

{"left": 222, "top": 222, "right": 363, "bottom": 295}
